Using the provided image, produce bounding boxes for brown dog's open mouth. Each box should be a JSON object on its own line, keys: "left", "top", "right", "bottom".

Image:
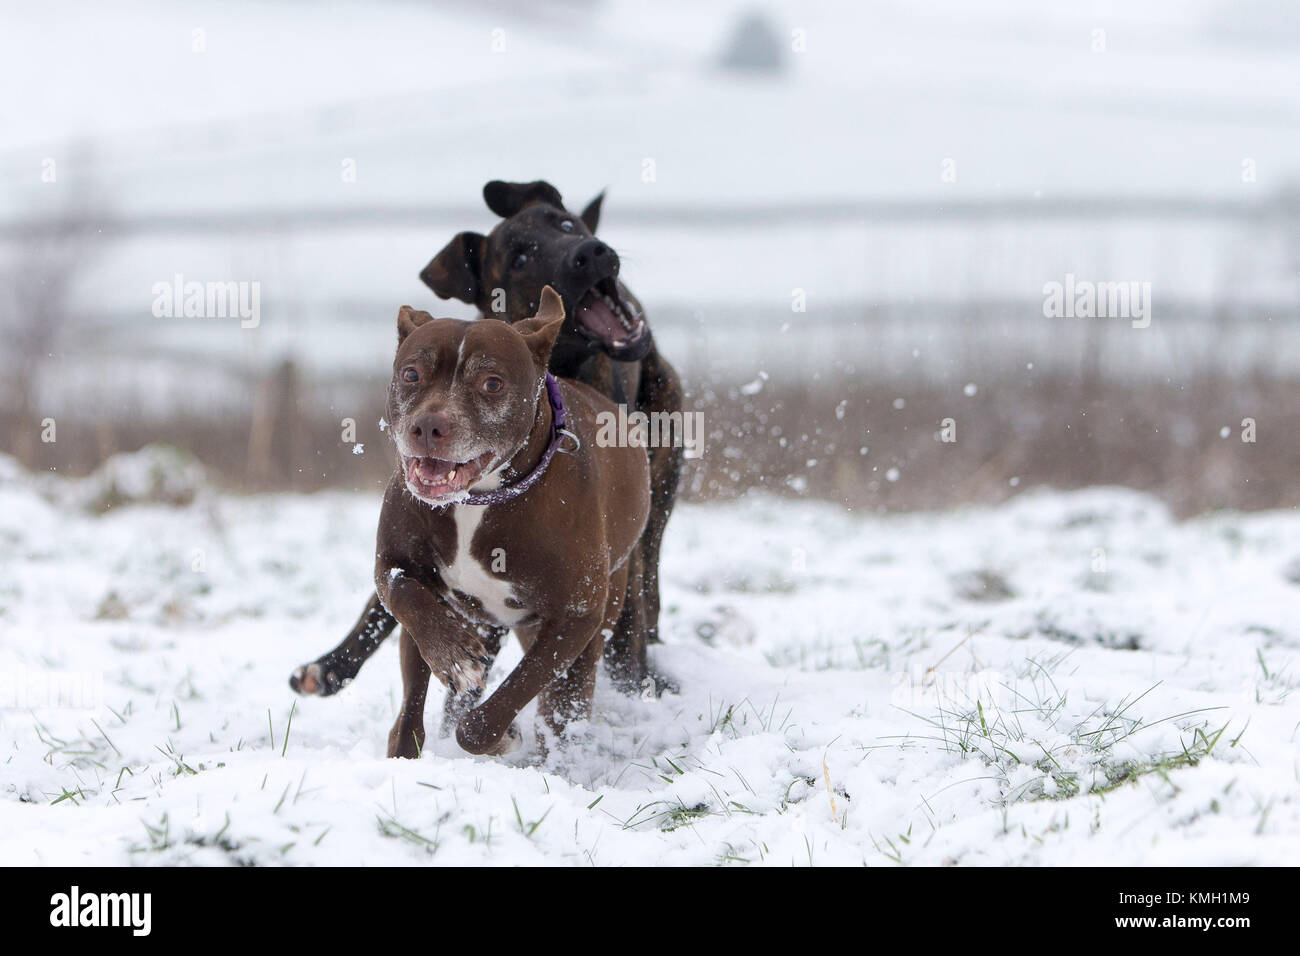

{"left": 575, "top": 277, "right": 649, "bottom": 352}
{"left": 403, "top": 451, "right": 495, "bottom": 502}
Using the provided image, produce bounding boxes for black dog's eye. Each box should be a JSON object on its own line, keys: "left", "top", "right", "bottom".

{"left": 512, "top": 253, "right": 527, "bottom": 269}
{"left": 559, "top": 220, "right": 574, "bottom": 233}
{"left": 401, "top": 367, "right": 419, "bottom": 383}
{"left": 482, "top": 375, "right": 504, "bottom": 394}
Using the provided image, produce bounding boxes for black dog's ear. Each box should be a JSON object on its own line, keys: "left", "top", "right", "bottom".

{"left": 419, "top": 231, "right": 484, "bottom": 304}
{"left": 579, "top": 190, "right": 605, "bottom": 233}
{"left": 483, "top": 180, "right": 565, "bottom": 219}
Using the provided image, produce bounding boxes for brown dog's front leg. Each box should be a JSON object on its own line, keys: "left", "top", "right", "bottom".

{"left": 456, "top": 606, "right": 607, "bottom": 756}
{"left": 387, "top": 627, "right": 430, "bottom": 759}
{"left": 378, "top": 570, "right": 490, "bottom": 695}
{"left": 438, "top": 625, "right": 507, "bottom": 738}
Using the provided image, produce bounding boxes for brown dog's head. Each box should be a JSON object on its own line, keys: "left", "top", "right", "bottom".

{"left": 386, "top": 286, "right": 566, "bottom": 506}
{"left": 419, "top": 179, "right": 652, "bottom": 362}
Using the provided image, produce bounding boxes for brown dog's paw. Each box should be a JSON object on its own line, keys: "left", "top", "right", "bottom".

{"left": 289, "top": 662, "right": 347, "bottom": 697}
{"left": 493, "top": 722, "right": 523, "bottom": 755}
{"left": 386, "top": 722, "right": 426, "bottom": 760}
{"left": 446, "top": 657, "right": 487, "bottom": 696}
{"left": 432, "top": 639, "right": 490, "bottom": 696}
{"left": 455, "top": 709, "right": 519, "bottom": 756}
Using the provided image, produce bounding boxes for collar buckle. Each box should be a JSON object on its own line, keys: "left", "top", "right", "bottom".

{"left": 556, "top": 428, "right": 581, "bottom": 455}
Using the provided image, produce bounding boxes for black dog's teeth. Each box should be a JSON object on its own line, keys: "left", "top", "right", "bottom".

{"left": 602, "top": 293, "right": 636, "bottom": 331}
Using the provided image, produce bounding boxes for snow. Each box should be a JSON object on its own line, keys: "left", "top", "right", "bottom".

{"left": 2, "top": 457, "right": 1298, "bottom": 865}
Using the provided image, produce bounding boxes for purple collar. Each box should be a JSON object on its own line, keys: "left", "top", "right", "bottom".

{"left": 462, "top": 373, "right": 570, "bottom": 506}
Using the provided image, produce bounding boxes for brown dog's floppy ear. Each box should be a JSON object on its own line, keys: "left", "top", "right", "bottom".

{"left": 483, "top": 180, "right": 565, "bottom": 219}
{"left": 580, "top": 190, "right": 604, "bottom": 233}
{"left": 420, "top": 232, "right": 483, "bottom": 304}
{"left": 397, "top": 305, "right": 433, "bottom": 344}
{"left": 514, "top": 286, "right": 566, "bottom": 370}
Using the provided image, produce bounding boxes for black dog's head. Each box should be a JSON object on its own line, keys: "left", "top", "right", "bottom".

{"left": 419, "top": 180, "right": 652, "bottom": 363}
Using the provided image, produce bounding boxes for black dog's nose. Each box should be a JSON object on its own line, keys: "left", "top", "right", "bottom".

{"left": 409, "top": 412, "right": 452, "bottom": 449}
{"left": 566, "top": 237, "right": 617, "bottom": 279}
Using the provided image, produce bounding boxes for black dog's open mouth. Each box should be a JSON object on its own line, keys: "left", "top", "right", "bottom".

{"left": 574, "top": 277, "right": 649, "bottom": 352}
{"left": 403, "top": 451, "right": 495, "bottom": 502}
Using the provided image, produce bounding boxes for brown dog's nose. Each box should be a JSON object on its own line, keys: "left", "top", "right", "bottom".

{"left": 409, "top": 412, "right": 452, "bottom": 451}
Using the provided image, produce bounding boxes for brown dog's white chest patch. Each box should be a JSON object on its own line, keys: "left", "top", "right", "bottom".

{"left": 439, "top": 505, "right": 527, "bottom": 626}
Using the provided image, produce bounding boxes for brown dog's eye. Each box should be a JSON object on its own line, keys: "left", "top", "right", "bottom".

{"left": 483, "top": 376, "right": 504, "bottom": 394}
{"left": 559, "top": 220, "right": 574, "bottom": 232}
{"left": 512, "top": 253, "right": 527, "bottom": 269}
{"left": 401, "top": 367, "right": 419, "bottom": 383}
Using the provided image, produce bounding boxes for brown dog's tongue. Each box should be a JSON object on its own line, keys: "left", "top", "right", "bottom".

{"left": 406, "top": 452, "right": 496, "bottom": 498}
{"left": 577, "top": 298, "right": 623, "bottom": 340}
{"left": 414, "top": 459, "right": 453, "bottom": 483}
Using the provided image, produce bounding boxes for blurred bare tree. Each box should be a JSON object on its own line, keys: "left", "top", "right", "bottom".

{"left": 0, "top": 147, "right": 112, "bottom": 465}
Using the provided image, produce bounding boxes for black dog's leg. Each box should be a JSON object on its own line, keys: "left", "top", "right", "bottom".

{"left": 604, "top": 549, "right": 648, "bottom": 693}
{"left": 601, "top": 355, "right": 684, "bottom": 697}
{"left": 608, "top": 450, "right": 681, "bottom": 696}
{"left": 641, "top": 442, "right": 683, "bottom": 648}
{"left": 290, "top": 592, "right": 397, "bottom": 696}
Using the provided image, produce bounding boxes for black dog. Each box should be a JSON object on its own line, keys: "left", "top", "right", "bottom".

{"left": 291, "top": 180, "right": 683, "bottom": 700}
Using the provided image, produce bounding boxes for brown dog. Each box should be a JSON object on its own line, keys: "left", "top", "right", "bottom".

{"left": 291, "top": 180, "right": 682, "bottom": 700}
{"left": 377, "top": 287, "right": 649, "bottom": 758}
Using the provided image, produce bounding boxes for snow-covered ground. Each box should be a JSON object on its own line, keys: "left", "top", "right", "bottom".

{"left": 2, "top": 451, "right": 1297, "bottom": 866}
